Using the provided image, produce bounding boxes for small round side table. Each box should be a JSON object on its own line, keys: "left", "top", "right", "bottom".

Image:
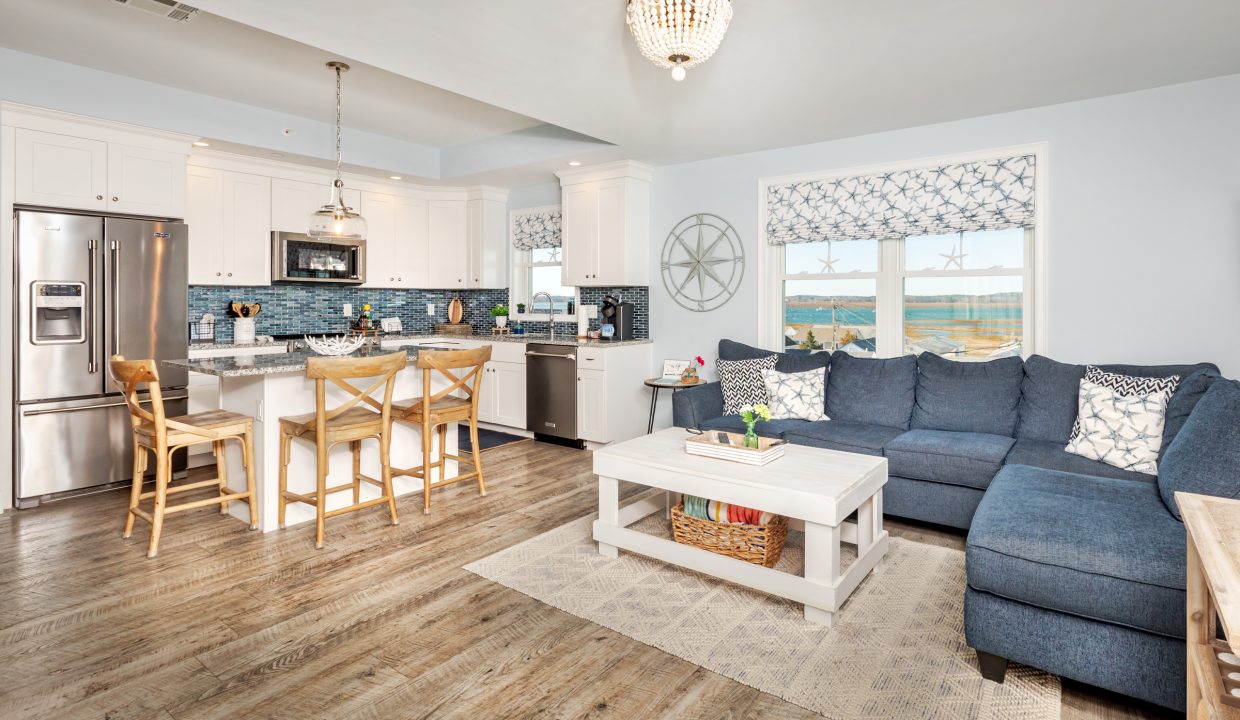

{"left": 644, "top": 377, "right": 705, "bottom": 434}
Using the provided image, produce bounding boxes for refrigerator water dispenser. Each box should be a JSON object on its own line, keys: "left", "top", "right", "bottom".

{"left": 31, "top": 281, "right": 86, "bottom": 344}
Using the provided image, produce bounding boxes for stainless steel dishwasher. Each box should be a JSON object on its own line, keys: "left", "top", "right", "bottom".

{"left": 526, "top": 343, "right": 577, "bottom": 440}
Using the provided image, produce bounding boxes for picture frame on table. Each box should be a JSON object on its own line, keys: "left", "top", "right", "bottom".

{"left": 662, "top": 359, "right": 690, "bottom": 380}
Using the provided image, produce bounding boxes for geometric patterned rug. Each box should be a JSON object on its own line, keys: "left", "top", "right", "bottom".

{"left": 466, "top": 512, "right": 1061, "bottom": 719}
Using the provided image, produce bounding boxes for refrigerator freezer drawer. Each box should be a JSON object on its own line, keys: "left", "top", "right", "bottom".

{"left": 16, "top": 394, "right": 188, "bottom": 504}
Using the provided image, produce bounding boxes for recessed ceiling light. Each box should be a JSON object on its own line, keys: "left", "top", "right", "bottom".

{"left": 389, "top": 175, "right": 403, "bottom": 180}
{"left": 568, "top": 161, "right": 581, "bottom": 167}
{"left": 192, "top": 140, "right": 210, "bottom": 147}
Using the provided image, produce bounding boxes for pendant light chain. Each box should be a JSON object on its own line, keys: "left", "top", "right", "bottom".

{"left": 334, "top": 63, "right": 343, "bottom": 185}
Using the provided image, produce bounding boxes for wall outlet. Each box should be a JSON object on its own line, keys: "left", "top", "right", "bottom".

{"left": 343, "top": 303, "right": 352, "bottom": 317}
{"left": 426, "top": 303, "right": 435, "bottom": 316}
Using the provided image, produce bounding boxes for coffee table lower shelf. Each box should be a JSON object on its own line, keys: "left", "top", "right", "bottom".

{"left": 592, "top": 483, "right": 888, "bottom": 628}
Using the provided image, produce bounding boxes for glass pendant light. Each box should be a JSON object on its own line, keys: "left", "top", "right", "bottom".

{"left": 308, "top": 61, "right": 367, "bottom": 238}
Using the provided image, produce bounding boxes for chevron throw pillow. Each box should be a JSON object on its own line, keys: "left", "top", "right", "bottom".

{"left": 718, "top": 354, "right": 778, "bottom": 415}
{"left": 1065, "top": 366, "right": 1180, "bottom": 474}
{"left": 763, "top": 367, "right": 828, "bottom": 421}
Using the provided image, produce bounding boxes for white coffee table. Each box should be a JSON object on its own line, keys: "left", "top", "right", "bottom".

{"left": 592, "top": 428, "right": 888, "bottom": 627}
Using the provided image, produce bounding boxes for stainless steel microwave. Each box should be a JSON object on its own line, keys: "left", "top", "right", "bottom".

{"left": 271, "top": 231, "right": 365, "bottom": 284}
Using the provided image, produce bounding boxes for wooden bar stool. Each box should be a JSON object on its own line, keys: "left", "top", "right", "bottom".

{"left": 278, "top": 351, "right": 406, "bottom": 549}
{"left": 109, "top": 356, "right": 258, "bottom": 559}
{"left": 392, "top": 346, "right": 491, "bottom": 514}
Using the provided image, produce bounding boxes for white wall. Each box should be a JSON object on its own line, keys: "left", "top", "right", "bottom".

{"left": 649, "top": 73, "right": 1240, "bottom": 410}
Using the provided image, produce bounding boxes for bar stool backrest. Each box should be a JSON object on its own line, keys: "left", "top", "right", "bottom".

{"left": 413, "top": 346, "right": 492, "bottom": 414}
{"left": 109, "top": 355, "right": 168, "bottom": 435}
{"left": 304, "top": 351, "right": 408, "bottom": 436}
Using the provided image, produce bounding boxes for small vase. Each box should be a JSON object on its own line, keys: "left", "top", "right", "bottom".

{"left": 495, "top": 316, "right": 507, "bottom": 328}
{"left": 744, "top": 424, "right": 760, "bottom": 449}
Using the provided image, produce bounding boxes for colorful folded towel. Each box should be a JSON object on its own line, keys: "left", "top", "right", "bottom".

{"left": 683, "top": 495, "right": 774, "bottom": 525}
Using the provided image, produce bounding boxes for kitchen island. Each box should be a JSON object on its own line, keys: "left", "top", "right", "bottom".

{"left": 163, "top": 345, "right": 459, "bottom": 532}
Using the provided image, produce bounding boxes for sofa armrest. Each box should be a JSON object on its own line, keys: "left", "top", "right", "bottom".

{"left": 672, "top": 381, "right": 725, "bottom": 429}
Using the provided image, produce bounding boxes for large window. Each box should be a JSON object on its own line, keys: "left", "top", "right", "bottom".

{"left": 777, "top": 228, "right": 1032, "bottom": 358}
{"left": 512, "top": 246, "right": 575, "bottom": 314}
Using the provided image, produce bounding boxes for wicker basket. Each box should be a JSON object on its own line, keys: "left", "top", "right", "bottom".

{"left": 670, "top": 502, "right": 788, "bottom": 567}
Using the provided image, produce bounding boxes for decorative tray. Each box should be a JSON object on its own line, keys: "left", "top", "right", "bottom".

{"left": 685, "top": 431, "right": 785, "bottom": 466}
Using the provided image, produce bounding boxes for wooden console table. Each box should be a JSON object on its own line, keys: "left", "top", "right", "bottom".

{"left": 1178, "top": 492, "right": 1240, "bottom": 719}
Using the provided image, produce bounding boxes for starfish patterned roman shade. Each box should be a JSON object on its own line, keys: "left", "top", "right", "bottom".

{"left": 765, "top": 155, "right": 1036, "bottom": 245}
{"left": 512, "top": 208, "right": 562, "bottom": 250}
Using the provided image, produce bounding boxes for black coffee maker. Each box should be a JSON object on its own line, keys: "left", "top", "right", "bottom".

{"left": 600, "top": 294, "right": 636, "bottom": 341}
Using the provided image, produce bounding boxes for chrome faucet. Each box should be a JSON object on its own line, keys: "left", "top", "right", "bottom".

{"left": 531, "top": 291, "right": 556, "bottom": 340}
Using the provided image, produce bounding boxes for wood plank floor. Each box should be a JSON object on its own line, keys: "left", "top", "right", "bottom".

{"left": 0, "top": 439, "right": 1177, "bottom": 719}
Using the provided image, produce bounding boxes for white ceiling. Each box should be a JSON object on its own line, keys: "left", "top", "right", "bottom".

{"left": 4, "top": 0, "right": 1240, "bottom": 184}
{"left": 186, "top": 0, "right": 1240, "bottom": 167}
{"left": 0, "top": 0, "right": 547, "bottom": 148}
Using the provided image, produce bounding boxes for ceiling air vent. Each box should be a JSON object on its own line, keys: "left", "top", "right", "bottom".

{"left": 113, "top": 0, "right": 199, "bottom": 22}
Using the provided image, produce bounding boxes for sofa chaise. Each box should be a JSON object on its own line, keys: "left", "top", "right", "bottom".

{"left": 672, "top": 339, "right": 1234, "bottom": 710}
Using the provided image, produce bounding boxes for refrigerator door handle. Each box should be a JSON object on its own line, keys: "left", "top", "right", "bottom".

{"left": 110, "top": 238, "right": 119, "bottom": 357}
{"left": 87, "top": 238, "right": 98, "bottom": 373}
{"left": 21, "top": 395, "right": 189, "bottom": 416}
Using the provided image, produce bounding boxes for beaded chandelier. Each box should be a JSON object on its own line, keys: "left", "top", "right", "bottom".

{"left": 626, "top": 0, "right": 733, "bottom": 81}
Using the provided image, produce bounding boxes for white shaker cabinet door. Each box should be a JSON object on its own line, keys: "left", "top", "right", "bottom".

{"left": 223, "top": 171, "right": 271, "bottom": 286}
{"left": 107, "top": 143, "right": 186, "bottom": 218}
{"left": 185, "top": 165, "right": 226, "bottom": 284}
{"left": 14, "top": 128, "right": 108, "bottom": 212}
{"left": 576, "top": 368, "right": 607, "bottom": 442}
{"left": 491, "top": 361, "right": 527, "bottom": 430}
{"left": 360, "top": 191, "right": 396, "bottom": 287}
{"left": 427, "top": 200, "right": 468, "bottom": 288}
{"left": 396, "top": 196, "right": 430, "bottom": 288}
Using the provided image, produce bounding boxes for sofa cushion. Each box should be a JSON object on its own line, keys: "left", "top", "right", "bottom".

{"left": 781, "top": 420, "right": 905, "bottom": 457}
{"left": 1160, "top": 369, "right": 1220, "bottom": 457}
{"left": 911, "top": 353, "right": 1024, "bottom": 435}
{"left": 1016, "top": 355, "right": 1086, "bottom": 443}
{"left": 1099, "top": 361, "right": 1219, "bottom": 450}
{"left": 884, "top": 429, "right": 1015, "bottom": 490}
{"left": 1064, "top": 370, "right": 1176, "bottom": 475}
{"left": 967, "top": 465, "right": 1186, "bottom": 638}
{"left": 763, "top": 367, "right": 827, "bottom": 421}
{"left": 1004, "top": 439, "right": 1156, "bottom": 484}
{"left": 718, "top": 339, "right": 831, "bottom": 374}
{"left": 697, "top": 415, "right": 810, "bottom": 439}
{"left": 1158, "top": 378, "right": 1240, "bottom": 520}
{"left": 717, "top": 354, "right": 778, "bottom": 415}
{"left": 825, "top": 352, "right": 917, "bottom": 429}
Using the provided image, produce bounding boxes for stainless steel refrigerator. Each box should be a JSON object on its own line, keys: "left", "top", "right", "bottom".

{"left": 13, "top": 209, "right": 188, "bottom": 507}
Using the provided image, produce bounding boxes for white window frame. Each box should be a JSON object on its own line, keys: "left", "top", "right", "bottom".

{"left": 757, "top": 143, "right": 1049, "bottom": 358}
{"left": 508, "top": 204, "right": 578, "bottom": 322}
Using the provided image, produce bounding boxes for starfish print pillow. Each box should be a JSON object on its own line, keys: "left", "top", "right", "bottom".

{"left": 1065, "top": 367, "right": 1179, "bottom": 474}
{"left": 762, "top": 367, "right": 828, "bottom": 422}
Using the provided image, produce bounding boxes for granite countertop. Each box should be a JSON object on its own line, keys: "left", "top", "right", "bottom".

{"left": 190, "top": 333, "right": 652, "bottom": 352}
{"left": 164, "top": 346, "right": 454, "bottom": 378}
{"left": 383, "top": 333, "right": 653, "bottom": 348}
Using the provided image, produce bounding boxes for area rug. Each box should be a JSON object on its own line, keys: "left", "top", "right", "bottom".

{"left": 458, "top": 426, "right": 529, "bottom": 452}
{"left": 465, "top": 512, "right": 1060, "bottom": 719}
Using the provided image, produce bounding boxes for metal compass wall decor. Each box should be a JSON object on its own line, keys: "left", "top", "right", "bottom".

{"left": 661, "top": 213, "right": 745, "bottom": 312}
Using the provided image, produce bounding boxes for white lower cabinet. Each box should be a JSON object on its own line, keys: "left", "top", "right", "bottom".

{"left": 576, "top": 343, "right": 653, "bottom": 444}
{"left": 482, "top": 361, "right": 527, "bottom": 429}
{"left": 576, "top": 368, "right": 607, "bottom": 441}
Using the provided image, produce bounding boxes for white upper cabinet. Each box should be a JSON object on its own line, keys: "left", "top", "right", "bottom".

{"left": 466, "top": 190, "right": 509, "bottom": 289}
{"left": 185, "top": 165, "right": 270, "bottom": 286}
{"left": 427, "top": 199, "right": 469, "bottom": 288}
{"left": 360, "top": 190, "right": 396, "bottom": 288}
{"left": 396, "top": 195, "right": 430, "bottom": 288}
{"left": 14, "top": 129, "right": 108, "bottom": 212}
{"left": 107, "top": 143, "right": 186, "bottom": 218}
{"left": 556, "top": 161, "right": 651, "bottom": 287}
{"left": 13, "top": 128, "right": 186, "bottom": 218}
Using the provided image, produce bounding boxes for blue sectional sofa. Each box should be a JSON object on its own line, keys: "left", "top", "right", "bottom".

{"left": 672, "top": 339, "right": 1232, "bottom": 710}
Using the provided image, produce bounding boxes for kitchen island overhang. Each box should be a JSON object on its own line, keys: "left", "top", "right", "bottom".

{"left": 163, "top": 346, "right": 462, "bottom": 532}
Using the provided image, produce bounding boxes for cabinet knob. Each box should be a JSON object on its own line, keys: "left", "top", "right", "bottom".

{"left": 216, "top": 272, "right": 222, "bottom": 277}
{"left": 227, "top": 272, "right": 233, "bottom": 277}
{"left": 112, "top": 197, "right": 119, "bottom": 202}
{"left": 397, "top": 277, "right": 402, "bottom": 282}
{"left": 96, "top": 195, "right": 103, "bottom": 201}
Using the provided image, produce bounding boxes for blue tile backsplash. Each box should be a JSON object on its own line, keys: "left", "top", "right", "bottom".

{"left": 189, "top": 285, "right": 649, "bottom": 343}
